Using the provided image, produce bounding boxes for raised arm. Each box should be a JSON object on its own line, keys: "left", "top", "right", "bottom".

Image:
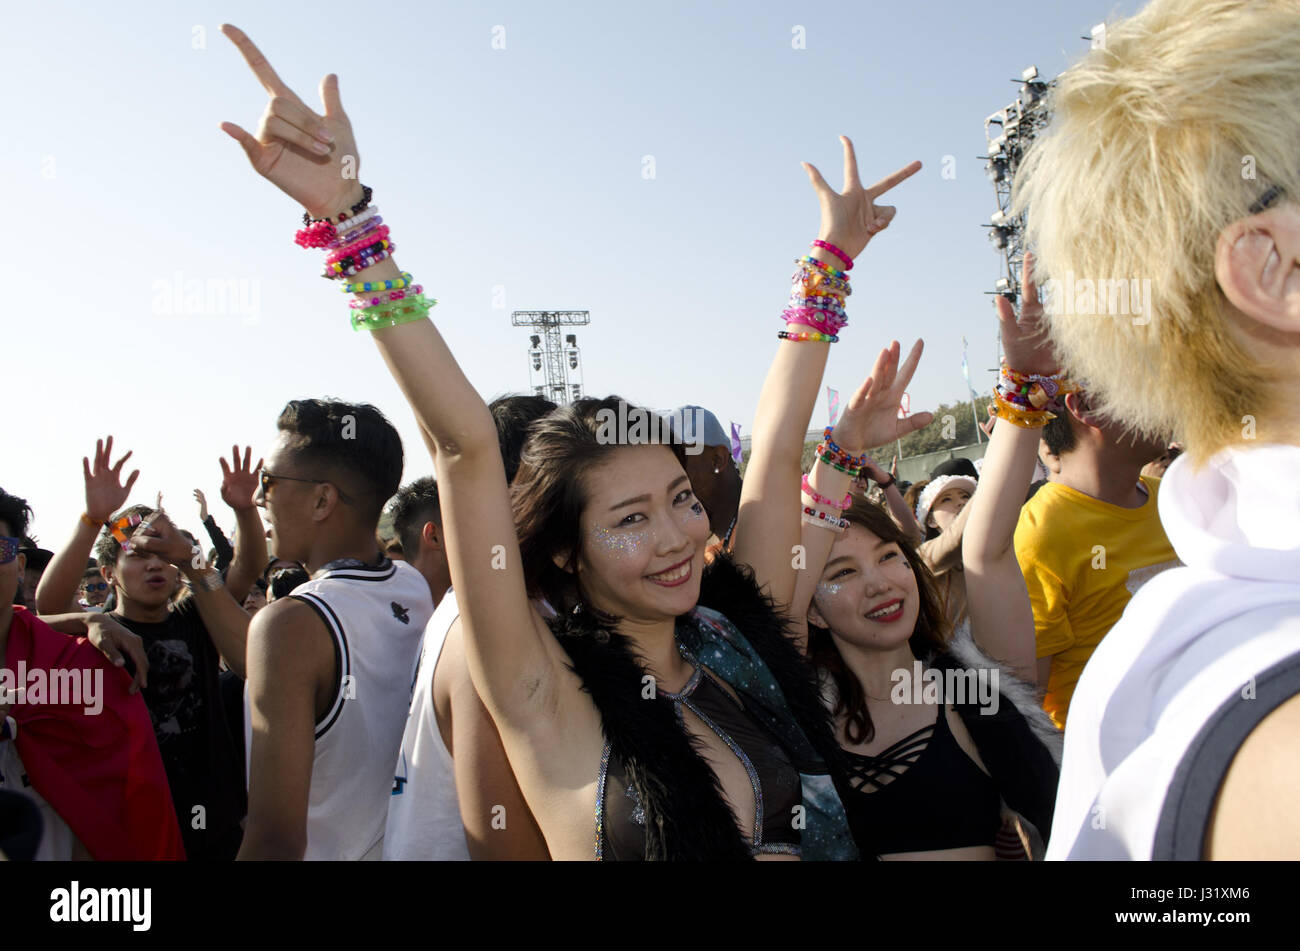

{"left": 789, "top": 341, "right": 931, "bottom": 647}
{"left": 218, "top": 25, "right": 561, "bottom": 731}
{"left": 217, "top": 445, "right": 268, "bottom": 604}
{"left": 961, "top": 255, "right": 1059, "bottom": 683}
{"left": 733, "top": 138, "right": 921, "bottom": 609}
{"left": 35, "top": 437, "right": 139, "bottom": 614}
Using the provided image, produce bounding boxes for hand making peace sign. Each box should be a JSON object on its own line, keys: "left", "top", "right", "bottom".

{"left": 219, "top": 24, "right": 361, "bottom": 220}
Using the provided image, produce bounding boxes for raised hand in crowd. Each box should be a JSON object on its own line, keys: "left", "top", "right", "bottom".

{"left": 961, "top": 252, "right": 1059, "bottom": 681}
{"left": 791, "top": 340, "right": 930, "bottom": 643}
{"left": 216, "top": 444, "right": 268, "bottom": 602}
{"left": 194, "top": 489, "right": 209, "bottom": 524}
{"left": 35, "top": 436, "right": 140, "bottom": 614}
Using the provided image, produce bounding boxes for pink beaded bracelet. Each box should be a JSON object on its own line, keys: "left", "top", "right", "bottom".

{"left": 801, "top": 474, "right": 852, "bottom": 510}
{"left": 347, "top": 285, "right": 424, "bottom": 309}
{"left": 327, "top": 227, "right": 392, "bottom": 265}
{"left": 811, "top": 239, "right": 853, "bottom": 270}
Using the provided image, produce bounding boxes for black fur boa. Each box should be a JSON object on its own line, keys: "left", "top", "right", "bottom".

{"left": 548, "top": 552, "right": 845, "bottom": 861}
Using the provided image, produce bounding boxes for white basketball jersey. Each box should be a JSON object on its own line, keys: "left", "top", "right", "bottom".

{"left": 273, "top": 558, "right": 431, "bottom": 860}
{"left": 383, "top": 588, "right": 471, "bottom": 860}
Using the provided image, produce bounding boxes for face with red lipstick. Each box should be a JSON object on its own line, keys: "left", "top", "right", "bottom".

{"left": 567, "top": 444, "right": 710, "bottom": 623}
{"left": 807, "top": 523, "right": 920, "bottom": 651}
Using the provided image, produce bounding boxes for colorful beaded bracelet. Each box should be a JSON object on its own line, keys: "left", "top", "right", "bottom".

{"left": 327, "top": 227, "right": 392, "bottom": 265}
{"left": 801, "top": 474, "right": 852, "bottom": 510}
{"left": 348, "top": 285, "right": 424, "bottom": 309}
{"left": 323, "top": 243, "right": 396, "bottom": 279}
{"left": 988, "top": 394, "right": 1054, "bottom": 429}
{"left": 327, "top": 237, "right": 392, "bottom": 271}
{"left": 821, "top": 428, "right": 869, "bottom": 467}
{"left": 344, "top": 272, "right": 414, "bottom": 294}
{"left": 303, "top": 184, "right": 373, "bottom": 226}
{"left": 797, "top": 255, "right": 848, "bottom": 281}
{"left": 295, "top": 219, "right": 338, "bottom": 249}
{"left": 816, "top": 451, "right": 861, "bottom": 476}
{"left": 353, "top": 289, "right": 434, "bottom": 317}
{"left": 331, "top": 217, "right": 384, "bottom": 249}
{"left": 811, "top": 239, "right": 854, "bottom": 270}
{"left": 777, "top": 330, "right": 838, "bottom": 343}
{"left": 792, "top": 268, "right": 852, "bottom": 295}
{"left": 326, "top": 205, "right": 380, "bottom": 239}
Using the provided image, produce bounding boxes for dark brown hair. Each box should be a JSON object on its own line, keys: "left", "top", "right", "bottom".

{"left": 511, "top": 396, "right": 687, "bottom": 617}
{"left": 807, "top": 495, "right": 950, "bottom": 745}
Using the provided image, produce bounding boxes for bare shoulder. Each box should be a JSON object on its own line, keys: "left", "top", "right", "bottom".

{"left": 246, "top": 598, "right": 333, "bottom": 681}
{"left": 1205, "top": 691, "right": 1300, "bottom": 860}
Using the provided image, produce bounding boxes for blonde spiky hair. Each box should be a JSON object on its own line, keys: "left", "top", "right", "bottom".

{"left": 1014, "top": 0, "right": 1300, "bottom": 466}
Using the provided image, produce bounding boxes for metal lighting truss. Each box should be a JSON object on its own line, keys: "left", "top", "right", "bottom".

{"left": 512, "top": 310, "right": 590, "bottom": 404}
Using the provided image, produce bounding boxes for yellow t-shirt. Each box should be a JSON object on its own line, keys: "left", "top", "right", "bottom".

{"left": 1013, "top": 476, "right": 1180, "bottom": 729}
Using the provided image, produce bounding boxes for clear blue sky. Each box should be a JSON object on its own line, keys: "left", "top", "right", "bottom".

{"left": 9, "top": 0, "right": 1141, "bottom": 546}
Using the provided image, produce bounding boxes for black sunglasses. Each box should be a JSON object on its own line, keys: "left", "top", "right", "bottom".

{"left": 259, "top": 470, "right": 354, "bottom": 505}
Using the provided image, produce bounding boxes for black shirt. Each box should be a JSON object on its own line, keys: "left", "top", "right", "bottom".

{"left": 115, "top": 598, "right": 245, "bottom": 860}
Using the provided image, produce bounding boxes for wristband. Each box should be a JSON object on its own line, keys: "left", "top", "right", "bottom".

{"left": 80, "top": 512, "right": 102, "bottom": 531}
{"left": 801, "top": 474, "right": 852, "bottom": 510}
{"left": 811, "top": 239, "right": 853, "bottom": 270}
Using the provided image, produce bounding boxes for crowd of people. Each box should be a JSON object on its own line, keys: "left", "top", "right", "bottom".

{"left": 3, "top": 0, "right": 1298, "bottom": 861}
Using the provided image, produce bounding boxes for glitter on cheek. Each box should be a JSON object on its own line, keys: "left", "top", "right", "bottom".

{"left": 589, "top": 524, "right": 650, "bottom": 560}
{"left": 816, "top": 579, "right": 846, "bottom": 599}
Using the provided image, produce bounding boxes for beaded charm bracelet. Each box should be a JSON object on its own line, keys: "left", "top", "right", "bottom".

{"left": 348, "top": 285, "right": 424, "bottom": 309}
{"left": 303, "top": 184, "right": 373, "bottom": 226}
{"left": 801, "top": 508, "right": 849, "bottom": 532}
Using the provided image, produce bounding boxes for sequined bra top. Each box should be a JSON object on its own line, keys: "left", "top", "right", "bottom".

{"left": 596, "top": 653, "right": 803, "bottom": 860}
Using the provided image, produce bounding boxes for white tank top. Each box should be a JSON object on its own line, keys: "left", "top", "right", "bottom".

{"left": 383, "top": 588, "right": 471, "bottom": 859}
{"left": 247, "top": 557, "right": 431, "bottom": 860}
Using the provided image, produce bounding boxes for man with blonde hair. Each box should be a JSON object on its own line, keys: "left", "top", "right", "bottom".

{"left": 1013, "top": 0, "right": 1300, "bottom": 859}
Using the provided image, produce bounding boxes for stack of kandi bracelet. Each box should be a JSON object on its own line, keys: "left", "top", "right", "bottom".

{"left": 294, "top": 185, "right": 438, "bottom": 331}
{"left": 779, "top": 239, "right": 853, "bottom": 343}
{"left": 989, "top": 363, "right": 1078, "bottom": 429}
{"left": 799, "top": 427, "right": 867, "bottom": 532}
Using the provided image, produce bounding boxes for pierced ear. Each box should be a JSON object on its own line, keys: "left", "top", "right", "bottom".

{"left": 1216, "top": 211, "right": 1300, "bottom": 334}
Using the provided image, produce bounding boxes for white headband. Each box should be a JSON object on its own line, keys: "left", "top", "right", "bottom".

{"left": 914, "top": 474, "right": 978, "bottom": 526}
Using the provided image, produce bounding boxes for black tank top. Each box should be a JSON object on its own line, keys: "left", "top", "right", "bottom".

{"left": 836, "top": 701, "right": 1001, "bottom": 856}
{"left": 597, "top": 660, "right": 803, "bottom": 860}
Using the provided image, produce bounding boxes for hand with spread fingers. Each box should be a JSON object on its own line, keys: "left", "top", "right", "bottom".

{"left": 802, "top": 136, "right": 922, "bottom": 261}
{"left": 830, "top": 340, "right": 934, "bottom": 453}
{"left": 219, "top": 24, "right": 362, "bottom": 220}
{"left": 83, "top": 437, "right": 140, "bottom": 524}
{"left": 996, "top": 253, "right": 1060, "bottom": 378}
{"left": 219, "top": 445, "right": 263, "bottom": 513}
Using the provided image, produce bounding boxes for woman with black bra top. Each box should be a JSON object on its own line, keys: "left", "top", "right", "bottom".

{"left": 788, "top": 290, "right": 1064, "bottom": 860}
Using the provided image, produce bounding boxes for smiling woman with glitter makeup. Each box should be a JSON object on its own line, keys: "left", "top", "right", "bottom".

{"left": 786, "top": 270, "right": 1066, "bottom": 861}
{"left": 219, "top": 35, "right": 920, "bottom": 860}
